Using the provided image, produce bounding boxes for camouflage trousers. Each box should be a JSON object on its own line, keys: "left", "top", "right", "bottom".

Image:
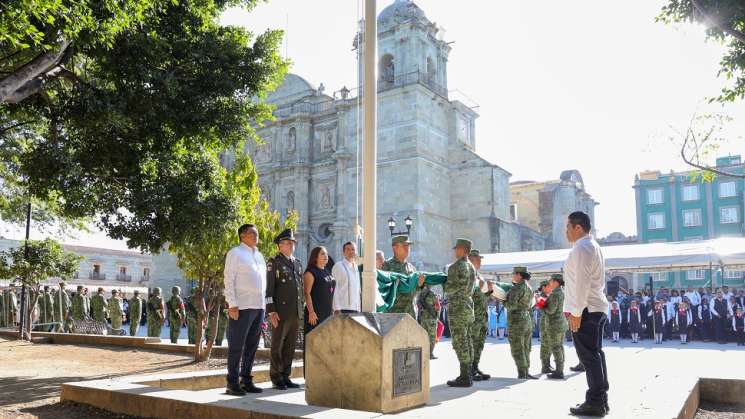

{"left": 449, "top": 320, "right": 473, "bottom": 364}
{"left": 147, "top": 317, "right": 162, "bottom": 337}
{"left": 169, "top": 318, "right": 181, "bottom": 343}
{"left": 540, "top": 330, "right": 566, "bottom": 372}
{"left": 187, "top": 317, "right": 197, "bottom": 344}
{"left": 129, "top": 318, "right": 140, "bottom": 337}
{"left": 111, "top": 315, "right": 123, "bottom": 331}
{"left": 421, "top": 319, "right": 437, "bottom": 355}
{"left": 507, "top": 312, "right": 533, "bottom": 370}
{"left": 469, "top": 320, "right": 488, "bottom": 365}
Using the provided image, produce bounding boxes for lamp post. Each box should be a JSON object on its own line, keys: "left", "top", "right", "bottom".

{"left": 387, "top": 215, "right": 413, "bottom": 237}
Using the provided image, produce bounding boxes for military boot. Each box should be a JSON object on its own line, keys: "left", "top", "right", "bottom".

{"left": 474, "top": 362, "right": 490, "bottom": 380}
{"left": 470, "top": 363, "right": 483, "bottom": 381}
{"left": 447, "top": 363, "right": 473, "bottom": 387}
{"left": 541, "top": 364, "right": 555, "bottom": 374}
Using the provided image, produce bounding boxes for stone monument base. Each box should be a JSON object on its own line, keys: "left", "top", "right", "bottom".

{"left": 304, "top": 312, "right": 430, "bottom": 413}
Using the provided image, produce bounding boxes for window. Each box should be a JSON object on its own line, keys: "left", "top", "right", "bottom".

{"left": 647, "top": 272, "right": 667, "bottom": 282}
{"left": 648, "top": 212, "right": 665, "bottom": 229}
{"left": 720, "top": 207, "right": 740, "bottom": 224}
{"left": 509, "top": 203, "right": 518, "bottom": 221}
{"left": 719, "top": 181, "right": 736, "bottom": 198}
{"left": 724, "top": 269, "right": 744, "bottom": 279}
{"left": 647, "top": 188, "right": 663, "bottom": 205}
{"left": 687, "top": 269, "right": 706, "bottom": 280}
{"left": 143, "top": 267, "right": 150, "bottom": 277}
{"left": 684, "top": 236, "right": 704, "bottom": 241}
{"left": 682, "top": 184, "right": 699, "bottom": 201}
{"left": 119, "top": 266, "right": 127, "bottom": 275}
{"left": 682, "top": 209, "right": 702, "bottom": 227}
{"left": 93, "top": 264, "right": 100, "bottom": 274}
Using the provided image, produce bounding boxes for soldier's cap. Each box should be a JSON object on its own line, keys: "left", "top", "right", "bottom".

{"left": 274, "top": 228, "right": 297, "bottom": 244}
{"left": 392, "top": 235, "right": 411, "bottom": 245}
{"left": 540, "top": 280, "right": 549, "bottom": 288}
{"left": 77, "top": 285, "right": 84, "bottom": 290}
{"left": 111, "top": 289, "right": 118, "bottom": 295}
{"left": 98, "top": 287, "right": 104, "bottom": 292}
{"left": 513, "top": 266, "right": 528, "bottom": 274}
{"left": 468, "top": 249, "right": 484, "bottom": 259}
{"left": 58, "top": 281, "right": 66, "bottom": 286}
{"left": 550, "top": 273, "right": 564, "bottom": 285}
{"left": 453, "top": 238, "right": 472, "bottom": 250}
{"left": 133, "top": 290, "right": 140, "bottom": 295}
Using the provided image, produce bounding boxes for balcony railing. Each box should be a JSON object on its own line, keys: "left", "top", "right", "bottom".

{"left": 89, "top": 272, "right": 106, "bottom": 280}
{"left": 116, "top": 274, "right": 132, "bottom": 282}
{"left": 139, "top": 275, "right": 151, "bottom": 283}
{"left": 378, "top": 70, "right": 448, "bottom": 99}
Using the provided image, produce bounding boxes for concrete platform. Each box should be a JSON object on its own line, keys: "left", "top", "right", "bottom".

{"left": 60, "top": 338, "right": 745, "bottom": 418}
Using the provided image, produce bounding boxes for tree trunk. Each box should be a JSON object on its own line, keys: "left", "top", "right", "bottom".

{"left": 202, "top": 301, "right": 219, "bottom": 361}
{"left": 0, "top": 39, "right": 71, "bottom": 103}
{"left": 194, "top": 310, "right": 205, "bottom": 361}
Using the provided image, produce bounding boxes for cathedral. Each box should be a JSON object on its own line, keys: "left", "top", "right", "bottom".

{"left": 247, "top": 0, "right": 546, "bottom": 270}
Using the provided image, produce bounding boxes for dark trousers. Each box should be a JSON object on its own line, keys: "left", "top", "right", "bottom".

{"left": 270, "top": 315, "right": 299, "bottom": 383}
{"left": 340, "top": 310, "right": 359, "bottom": 314}
{"left": 714, "top": 317, "right": 726, "bottom": 343}
{"left": 737, "top": 329, "right": 745, "bottom": 345}
{"left": 572, "top": 309, "right": 609, "bottom": 407}
{"left": 226, "top": 308, "right": 264, "bottom": 385}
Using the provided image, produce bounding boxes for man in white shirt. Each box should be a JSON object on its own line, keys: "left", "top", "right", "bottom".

{"left": 685, "top": 287, "right": 701, "bottom": 315}
{"left": 223, "top": 223, "right": 267, "bottom": 396}
{"left": 563, "top": 211, "right": 610, "bottom": 417}
{"left": 332, "top": 241, "right": 361, "bottom": 313}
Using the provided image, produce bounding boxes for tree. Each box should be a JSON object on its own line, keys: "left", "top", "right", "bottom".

{"left": 169, "top": 154, "right": 297, "bottom": 361}
{"left": 1, "top": 0, "right": 288, "bottom": 252}
{"left": 658, "top": 1, "right": 745, "bottom": 102}
{"left": 0, "top": 238, "right": 81, "bottom": 337}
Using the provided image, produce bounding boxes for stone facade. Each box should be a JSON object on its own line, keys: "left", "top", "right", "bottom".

{"left": 0, "top": 238, "right": 152, "bottom": 294}
{"left": 245, "top": 0, "right": 544, "bottom": 270}
{"left": 510, "top": 170, "right": 598, "bottom": 249}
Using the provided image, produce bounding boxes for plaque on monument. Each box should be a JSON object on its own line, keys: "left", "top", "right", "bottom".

{"left": 393, "top": 347, "right": 422, "bottom": 397}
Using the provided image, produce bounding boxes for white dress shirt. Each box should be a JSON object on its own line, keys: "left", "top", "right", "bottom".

{"left": 331, "top": 258, "right": 361, "bottom": 312}
{"left": 223, "top": 243, "right": 266, "bottom": 310}
{"left": 563, "top": 235, "right": 609, "bottom": 317}
{"left": 685, "top": 291, "right": 701, "bottom": 306}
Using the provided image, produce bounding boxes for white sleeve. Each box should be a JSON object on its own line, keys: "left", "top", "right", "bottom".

{"left": 331, "top": 262, "right": 345, "bottom": 311}
{"left": 564, "top": 245, "right": 592, "bottom": 317}
{"left": 223, "top": 249, "right": 239, "bottom": 308}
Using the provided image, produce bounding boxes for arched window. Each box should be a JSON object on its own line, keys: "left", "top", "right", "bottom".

{"left": 380, "top": 54, "right": 395, "bottom": 85}
{"left": 426, "top": 57, "right": 435, "bottom": 84}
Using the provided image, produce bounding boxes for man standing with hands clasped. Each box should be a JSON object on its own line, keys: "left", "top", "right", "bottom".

{"left": 564, "top": 211, "right": 610, "bottom": 417}
{"left": 266, "top": 229, "right": 304, "bottom": 390}
{"left": 224, "top": 223, "right": 267, "bottom": 396}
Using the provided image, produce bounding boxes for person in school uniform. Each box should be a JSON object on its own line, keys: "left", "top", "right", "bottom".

{"left": 627, "top": 299, "right": 643, "bottom": 343}
{"left": 697, "top": 297, "right": 712, "bottom": 342}
{"left": 711, "top": 292, "right": 729, "bottom": 344}
{"left": 649, "top": 300, "right": 666, "bottom": 344}
{"left": 732, "top": 306, "right": 745, "bottom": 346}
{"left": 663, "top": 297, "right": 676, "bottom": 341}
{"left": 608, "top": 301, "right": 621, "bottom": 343}
{"left": 674, "top": 301, "right": 693, "bottom": 344}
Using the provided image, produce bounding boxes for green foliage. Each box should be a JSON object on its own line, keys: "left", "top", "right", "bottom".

{"left": 0, "top": 238, "right": 81, "bottom": 286}
{"left": 658, "top": 1, "right": 745, "bottom": 102}
{"left": 1, "top": 0, "right": 289, "bottom": 252}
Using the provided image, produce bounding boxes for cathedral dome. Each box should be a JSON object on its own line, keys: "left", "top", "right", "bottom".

{"left": 378, "top": 0, "right": 428, "bottom": 26}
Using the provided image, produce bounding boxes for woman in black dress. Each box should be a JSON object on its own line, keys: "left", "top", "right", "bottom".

{"left": 303, "top": 246, "right": 335, "bottom": 336}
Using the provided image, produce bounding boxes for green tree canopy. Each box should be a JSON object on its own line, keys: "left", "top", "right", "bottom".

{"left": 658, "top": 0, "right": 745, "bottom": 102}
{"left": 1, "top": 0, "right": 288, "bottom": 252}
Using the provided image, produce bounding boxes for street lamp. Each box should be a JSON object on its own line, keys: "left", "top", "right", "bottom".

{"left": 387, "top": 215, "right": 413, "bottom": 236}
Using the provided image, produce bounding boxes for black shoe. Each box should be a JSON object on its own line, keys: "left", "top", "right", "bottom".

{"left": 569, "top": 402, "right": 606, "bottom": 417}
{"left": 226, "top": 383, "right": 246, "bottom": 396}
{"left": 541, "top": 366, "right": 555, "bottom": 374}
{"left": 475, "top": 365, "right": 490, "bottom": 380}
{"left": 570, "top": 363, "right": 585, "bottom": 372}
{"left": 447, "top": 363, "right": 473, "bottom": 387}
{"left": 284, "top": 378, "right": 300, "bottom": 389}
{"left": 525, "top": 373, "right": 538, "bottom": 380}
{"left": 240, "top": 380, "right": 263, "bottom": 394}
{"left": 470, "top": 364, "right": 483, "bottom": 381}
{"left": 605, "top": 402, "right": 610, "bottom": 413}
{"left": 547, "top": 371, "right": 565, "bottom": 379}
{"left": 272, "top": 381, "right": 288, "bottom": 390}
{"left": 430, "top": 354, "right": 438, "bottom": 360}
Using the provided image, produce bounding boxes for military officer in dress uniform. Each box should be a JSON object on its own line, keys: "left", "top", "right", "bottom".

{"left": 265, "top": 229, "right": 304, "bottom": 390}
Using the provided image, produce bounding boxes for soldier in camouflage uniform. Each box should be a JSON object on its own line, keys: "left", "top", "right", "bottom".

{"left": 206, "top": 297, "right": 229, "bottom": 346}
{"left": 71, "top": 285, "right": 88, "bottom": 322}
{"left": 166, "top": 286, "right": 185, "bottom": 343}
{"left": 543, "top": 274, "right": 568, "bottom": 379}
{"left": 185, "top": 288, "right": 199, "bottom": 344}
{"left": 444, "top": 238, "right": 477, "bottom": 388}
{"left": 108, "top": 289, "right": 124, "bottom": 332}
{"left": 147, "top": 287, "right": 165, "bottom": 337}
{"left": 91, "top": 287, "right": 108, "bottom": 323}
{"left": 468, "top": 249, "right": 493, "bottom": 381}
{"left": 129, "top": 290, "right": 144, "bottom": 336}
{"left": 417, "top": 284, "right": 440, "bottom": 359}
{"left": 2, "top": 285, "right": 19, "bottom": 328}
{"left": 537, "top": 280, "right": 552, "bottom": 374}
{"left": 38, "top": 286, "right": 55, "bottom": 331}
{"left": 53, "top": 281, "right": 71, "bottom": 332}
{"left": 505, "top": 266, "right": 537, "bottom": 379}
{"left": 381, "top": 235, "right": 424, "bottom": 318}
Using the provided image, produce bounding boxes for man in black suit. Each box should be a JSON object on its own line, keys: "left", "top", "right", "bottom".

{"left": 266, "top": 229, "right": 304, "bottom": 390}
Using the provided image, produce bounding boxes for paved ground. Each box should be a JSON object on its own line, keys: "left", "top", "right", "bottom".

{"left": 4, "top": 334, "right": 745, "bottom": 418}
